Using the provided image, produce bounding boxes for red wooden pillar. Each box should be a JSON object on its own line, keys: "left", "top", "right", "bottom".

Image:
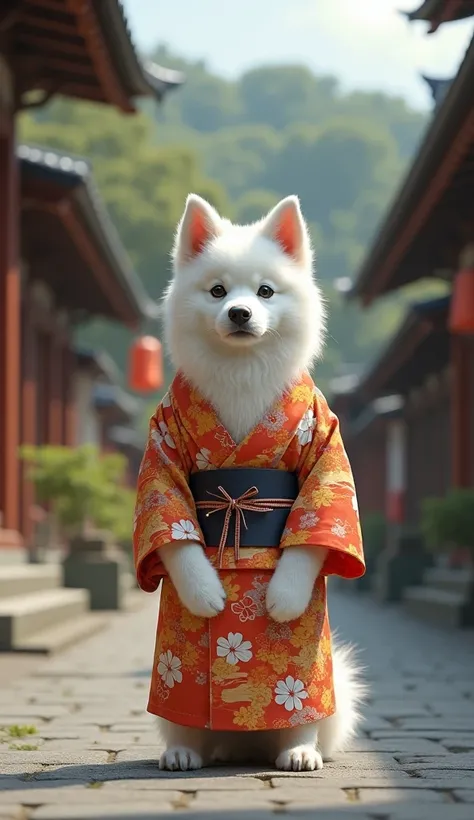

{"left": 451, "top": 335, "right": 471, "bottom": 487}
{"left": 63, "top": 346, "right": 77, "bottom": 446}
{"left": 46, "top": 333, "right": 64, "bottom": 445}
{"left": 0, "top": 93, "right": 22, "bottom": 542}
{"left": 20, "top": 297, "right": 38, "bottom": 544}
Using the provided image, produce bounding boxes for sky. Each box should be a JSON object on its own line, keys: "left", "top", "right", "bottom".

{"left": 122, "top": 0, "right": 474, "bottom": 110}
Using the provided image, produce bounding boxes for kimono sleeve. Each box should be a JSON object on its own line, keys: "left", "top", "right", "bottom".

{"left": 133, "top": 397, "right": 204, "bottom": 592}
{"left": 280, "top": 388, "right": 365, "bottom": 580}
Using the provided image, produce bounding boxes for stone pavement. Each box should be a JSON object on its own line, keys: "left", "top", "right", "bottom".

{"left": 1, "top": 585, "right": 474, "bottom": 819}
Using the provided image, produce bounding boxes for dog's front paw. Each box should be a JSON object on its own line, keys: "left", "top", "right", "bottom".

{"left": 159, "top": 746, "right": 203, "bottom": 771}
{"left": 266, "top": 575, "right": 310, "bottom": 622}
{"left": 181, "top": 571, "right": 227, "bottom": 618}
{"left": 275, "top": 746, "right": 323, "bottom": 772}
{"left": 161, "top": 543, "right": 227, "bottom": 618}
{"left": 266, "top": 546, "right": 325, "bottom": 622}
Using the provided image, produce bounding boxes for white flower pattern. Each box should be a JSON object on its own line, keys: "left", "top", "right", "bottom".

{"left": 296, "top": 409, "right": 315, "bottom": 446}
{"left": 216, "top": 632, "right": 253, "bottom": 665}
{"left": 171, "top": 519, "right": 200, "bottom": 541}
{"left": 300, "top": 512, "right": 320, "bottom": 528}
{"left": 196, "top": 447, "right": 212, "bottom": 470}
{"left": 157, "top": 650, "right": 183, "bottom": 688}
{"left": 152, "top": 420, "right": 176, "bottom": 450}
{"left": 274, "top": 676, "right": 309, "bottom": 711}
{"left": 331, "top": 518, "right": 349, "bottom": 538}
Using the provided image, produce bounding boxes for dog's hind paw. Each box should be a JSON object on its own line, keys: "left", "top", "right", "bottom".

{"left": 159, "top": 746, "right": 203, "bottom": 771}
{"left": 275, "top": 746, "right": 323, "bottom": 772}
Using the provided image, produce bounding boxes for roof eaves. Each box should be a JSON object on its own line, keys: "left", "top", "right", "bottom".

{"left": 93, "top": 384, "right": 139, "bottom": 418}
{"left": 97, "top": 0, "right": 185, "bottom": 103}
{"left": 75, "top": 346, "right": 121, "bottom": 383}
{"left": 18, "top": 143, "right": 159, "bottom": 323}
{"left": 356, "top": 295, "right": 450, "bottom": 398}
{"left": 350, "top": 32, "right": 474, "bottom": 303}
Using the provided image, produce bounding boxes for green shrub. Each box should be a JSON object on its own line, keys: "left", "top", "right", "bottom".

{"left": 422, "top": 489, "right": 474, "bottom": 552}
{"left": 20, "top": 444, "right": 133, "bottom": 541}
{"left": 361, "top": 512, "right": 386, "bottom": 560}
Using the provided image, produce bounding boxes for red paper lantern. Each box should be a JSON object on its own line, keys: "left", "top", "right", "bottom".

{"left": 128, "top": 336, "right": 163, "bottom": 392}
{"left": 449, "top": 268, "right": 474, "bottom": 334}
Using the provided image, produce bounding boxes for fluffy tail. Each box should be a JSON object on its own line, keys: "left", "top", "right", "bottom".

{"left": 317, "top": 638, "right": 368, "bottom": 760}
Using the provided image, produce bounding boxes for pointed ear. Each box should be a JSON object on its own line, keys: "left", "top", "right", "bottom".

{"left": 173, "top": 194, "right": 222, "bottom": 265}
{"left": 260, "top": 196, "right": 310, "bottom": 263}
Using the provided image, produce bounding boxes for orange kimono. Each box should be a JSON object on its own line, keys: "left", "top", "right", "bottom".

{"left": 133, "top": 371, "right": 364, "bottom": 732}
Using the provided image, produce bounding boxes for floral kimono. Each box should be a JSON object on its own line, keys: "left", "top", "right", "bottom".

{"left": 133, "top": 371, "right": 364, "bottom": 732}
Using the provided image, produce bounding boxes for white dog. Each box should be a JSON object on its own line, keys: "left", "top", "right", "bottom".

{"left": 157, "top": 194, "right": 365, "bottom": 771}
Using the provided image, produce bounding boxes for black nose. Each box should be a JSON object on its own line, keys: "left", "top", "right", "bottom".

{"left": 228, "top": 306, "right": 252, "bottom": 327}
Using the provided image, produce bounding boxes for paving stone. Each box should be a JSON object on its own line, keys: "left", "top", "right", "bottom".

{"left": 323, "top": 753, "right": 402, "bottom": 771}
{"left": 413, "top": 778, "right": 474, "bottom": 790}
{"left": 0, "top": 705, "right": 68, "bottom": 719}
{"left": 398, "top": 754, "right": 474, "bottom": 771}
{"left": 191, "top": 790, "right": 283, "bottom": 808}
{"left": 0, "top": 788, "right": 183, "bottom": 808}
{"left": 418, "top": 770, "right": 474, "bottom": 780}
{"left": 0, "top": 765, "right": 45, "bottom": 775}
{"left": 31, "top": 804, "right": 178, "bottom": 819}
{"left": 0, "top": 751, "right": 108, "bottom": 766}
{"left": 47, "top": 718, "right": 127, "bottom": 728}
{"left": 267, "top": 787, "right": 349, "bottom": 806}
{"left": 108, "top": 722, "right": 156, "bottom": 733}
{"left": 346, "top": 738, "right": 378, "bottom": 752}
{"left": 0, "top": 807, "right": 24, "bottom": 820}
{"left": 40, "top": 736, "right": 159, "bottom": 753}
{"left": 408, "top": 683, "right": 467, "bottom": 698}
{"left": 0, "top": 781, "right": 90, "bottom": 796}
{"left": 454, "top": 791, "right": 474, "bottom": 803}
{"left": 356, "top": 788, "right": 444, "bottom": 803}
{"left": 387, "top": 807, "right": 474, "bottom": 820}
{"left": 115, "top": 747, "right": 164, "bottom": 763}
{"left": 428, "top": 700, "right": 474, "bottom": 717}
{"left": 369, "top": 701, "right": 431, "bottom": 719}
{"left": 399, "top": 718, "right": 474, "bottom": 731}
{"left": 368, "top": 739, "right": 447, "bottom": 755}
{"left": 271, "top": 775, "right": 414, "bottom": 788}
{"left": 33, "top": 763, "right": 164, "bottom": 782}
{"left": 0, "top": 716, "right": 46, "bottom": 728}
{"left": 359, "top": 715, "right": 393, "bottom": 731}
{"left": 102, "top": 776, "right": 265, "bottom": 791}
{"left": 370, "top": 730, "right": 474, "bottom": 741}
{"left": 442, "top": 737, "right": 474, "bottom": 752}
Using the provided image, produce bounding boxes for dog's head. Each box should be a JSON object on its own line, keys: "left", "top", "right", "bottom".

{"left": 164, "top": 194, "right": 326, "bottom": 382}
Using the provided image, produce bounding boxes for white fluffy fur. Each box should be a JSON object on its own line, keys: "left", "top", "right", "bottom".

{"left": 157, "top": 194, "right": 366, "bottom": 771}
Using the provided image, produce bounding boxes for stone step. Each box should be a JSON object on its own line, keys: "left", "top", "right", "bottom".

{"left": 0, "top": 564, "right": 61, "bottom": 599}
{"left": 19, "top": 612, "right": 106, "bottom": 654}
{"left": 423, "top": 567, "right": 473, "bottom": 595}
{"left": 0, "top": 588, "right": 90, "bottom": 650}
{"left": 403, "top": 585, "right": 466, "bottom": 629}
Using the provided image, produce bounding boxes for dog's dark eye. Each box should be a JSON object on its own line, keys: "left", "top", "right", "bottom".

{"left": 257, "top": 285, "right": 274, "bottom": 299}
{"left": 210, "top": 285, "right": 227, "bottom": 298}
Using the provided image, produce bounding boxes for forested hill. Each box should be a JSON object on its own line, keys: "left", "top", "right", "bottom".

{"left": 20, "top": 46, "right": 436, "bottom": 410}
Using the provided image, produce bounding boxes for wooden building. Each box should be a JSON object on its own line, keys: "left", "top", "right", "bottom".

{"left": 350, "top": 11, "right": 474, "bottom": 525}
{"left": 0, "top": 1, "right": 181, "bottom": 557}
{"left": 404, "top": 0, "right": 474, "bottom": 31}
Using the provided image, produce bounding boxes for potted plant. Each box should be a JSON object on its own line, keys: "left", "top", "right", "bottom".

{"left": 21, "top": 445, "right": 133, "bottom": 610}
{"left": 422, "top": 488, "right": 474, "bottom": 626}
